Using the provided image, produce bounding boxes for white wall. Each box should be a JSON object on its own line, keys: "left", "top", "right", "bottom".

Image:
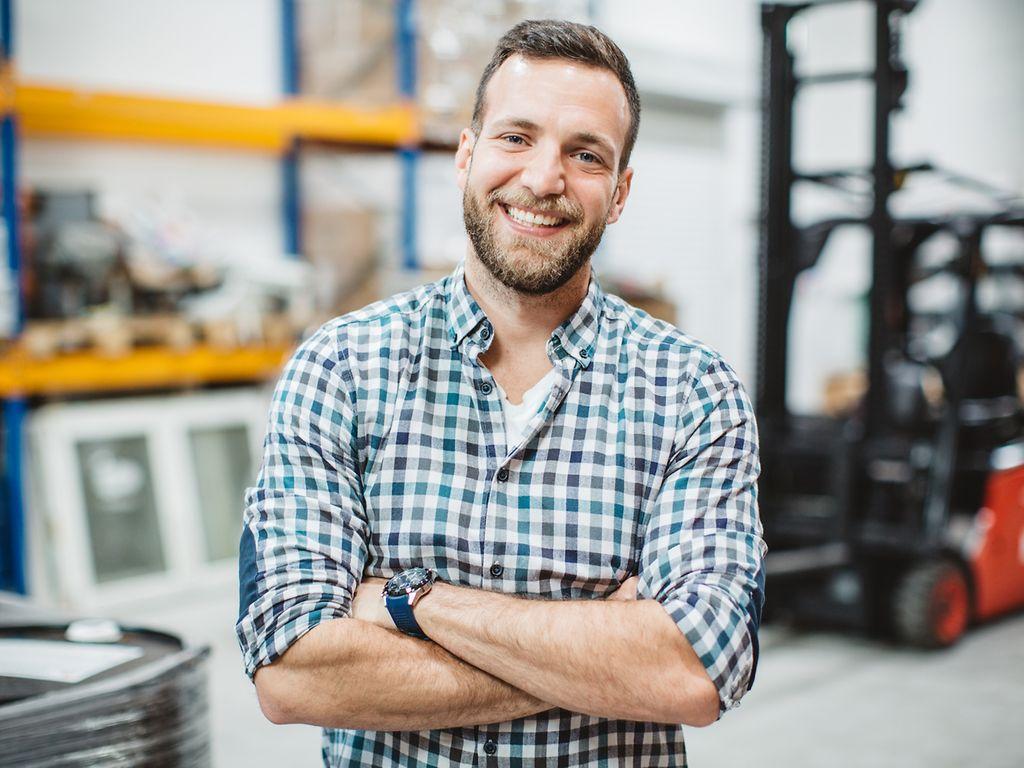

{"left": 18, "top": 0, "right": 282, "bottom": 102}
{"left": 598, "top": 0, "right": 761, "bottom": 382}
{"left": 601, "top": 0, "right": 758, "bottom": 84}
{"left": 897, "top": 0, "right": 1024, "bottom": 199}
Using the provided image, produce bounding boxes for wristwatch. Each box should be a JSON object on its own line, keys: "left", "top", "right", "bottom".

{"left": 382, "top": 567, "right": 436, "bottom": 639}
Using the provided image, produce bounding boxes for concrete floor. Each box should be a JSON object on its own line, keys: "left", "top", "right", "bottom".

{"left": 131, "top": 587, "right": 1024, "bottom": 768}
{"left": 685, "top": 615, "right": 1024, "bottom": 768}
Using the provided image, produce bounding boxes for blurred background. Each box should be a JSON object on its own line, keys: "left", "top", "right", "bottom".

{"left": 0, "top": 0, "right": 1022, "bottom": 766}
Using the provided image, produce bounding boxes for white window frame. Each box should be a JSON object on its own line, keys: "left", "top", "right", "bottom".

{"left": 27, "top": 386, "right": 272, "bottom": 613}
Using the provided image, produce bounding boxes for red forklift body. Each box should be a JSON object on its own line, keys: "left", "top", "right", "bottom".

{"left": 972, "top": 460, "right": 1024, "bottom": 621}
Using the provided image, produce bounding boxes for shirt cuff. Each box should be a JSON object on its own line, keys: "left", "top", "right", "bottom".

{"left": 658, "top": 586, "right": 756, "bottom": 715}
{"left": 237, "top": 594, "right": 350, "bottom": 680}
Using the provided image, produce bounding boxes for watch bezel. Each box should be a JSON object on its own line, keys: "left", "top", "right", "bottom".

{"left": 383, "top": 567, "right": 436, "bottom": 598}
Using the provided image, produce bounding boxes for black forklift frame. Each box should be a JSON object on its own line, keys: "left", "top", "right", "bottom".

{"left": 758, "top": 0, "right": 915, "bottom": 440}
{"left": 755, "top": 0, "right": 1024, "bottom": 628}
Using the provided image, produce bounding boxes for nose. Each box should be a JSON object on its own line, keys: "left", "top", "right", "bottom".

{"left": 519, "top": 142, "right": 566, "bottom": 200}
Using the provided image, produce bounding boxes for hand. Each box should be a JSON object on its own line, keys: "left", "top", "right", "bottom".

{"left": 350, "top": 577, "right": 396, "bottom": 630}
{"left": 608, "top": 575, "right": 638, "bottom": 601}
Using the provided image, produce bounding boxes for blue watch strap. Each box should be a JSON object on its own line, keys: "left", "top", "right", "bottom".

{"left": 385, "top": 593, "right": 427, "bottom": 639}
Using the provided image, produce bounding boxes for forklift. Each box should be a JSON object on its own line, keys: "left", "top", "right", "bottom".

{"left": 757, "top": 0, "right": 1024, "bottom": 646}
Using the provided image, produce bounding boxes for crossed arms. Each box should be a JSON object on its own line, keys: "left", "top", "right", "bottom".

{"left": 238, "top": 333, "right": 763, "bottom": 733}
{"left": 253, "top": 575, "right": 720, "bottom": 730}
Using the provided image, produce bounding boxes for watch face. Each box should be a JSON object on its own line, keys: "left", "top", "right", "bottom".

{"left": 385, "top": 567, "right": 433, "bottom": 597}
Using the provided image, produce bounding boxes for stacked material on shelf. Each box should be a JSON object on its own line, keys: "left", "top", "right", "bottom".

{"left": 24, "top": 189, "right": 223, "bottom": 322}
{"left": 417, "top": 0, "right": 590, "bottom": 143}
{"left": 304, "top": 202, "right": 383, "bottom": 318}
{"left": 0, "top": 595, "right": 211, "bottom": 767}
{"left": 15, "top": 187, "right": 316, "bottom": 357}
{"left": 299, "top": 0, "right": 590, "bottom": 145}
{"left": 299, "top": 0, "right": 396, "bottom": 107}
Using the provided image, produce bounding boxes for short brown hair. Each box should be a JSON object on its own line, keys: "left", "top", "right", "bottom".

{"left": 470, "top": 19, "right": 641, "bottom": 173}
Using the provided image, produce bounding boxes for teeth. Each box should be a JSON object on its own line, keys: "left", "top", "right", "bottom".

{"left": 505, "top": 206, "right": 564, "bottom": 227}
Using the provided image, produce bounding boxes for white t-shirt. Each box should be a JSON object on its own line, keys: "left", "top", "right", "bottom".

{"left": 495, "top": 367, "right": 559, "bottom": 448}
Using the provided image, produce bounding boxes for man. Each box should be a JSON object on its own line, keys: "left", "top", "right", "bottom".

{"left": 237, "top": 19, "right": 765, "bottom": 767}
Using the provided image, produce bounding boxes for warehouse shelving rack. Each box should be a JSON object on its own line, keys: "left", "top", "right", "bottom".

{"left": 0, "top": 0, "right": 422, "bottom": 592}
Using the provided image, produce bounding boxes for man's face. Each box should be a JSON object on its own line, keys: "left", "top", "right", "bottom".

{"left": 456, "top": 55, "right": 633, "bottom": 295}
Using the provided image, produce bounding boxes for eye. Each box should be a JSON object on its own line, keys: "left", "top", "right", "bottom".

{"left": 502, "top": 134, "right": 526, "bottom": 145}
{"left": 575, "top": 151, "right": 602, "bottom": 165}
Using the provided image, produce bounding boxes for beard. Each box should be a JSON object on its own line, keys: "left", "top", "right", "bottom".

{"left": 462, "top": 184, "right": 608, "bottom": 296}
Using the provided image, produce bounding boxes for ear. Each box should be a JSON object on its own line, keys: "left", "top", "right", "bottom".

{"left": 455, "top": 128, "right": 476, "bottom": 192}
{"left": 605, "top": 166, "right": 634, "bottom": 225}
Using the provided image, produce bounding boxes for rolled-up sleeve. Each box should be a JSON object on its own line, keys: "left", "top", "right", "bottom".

{"left": 638, "top": 355, "right": 766, "bottom": 715}
{"left": 235, "top": 325, "right": 369, "bottom": 679}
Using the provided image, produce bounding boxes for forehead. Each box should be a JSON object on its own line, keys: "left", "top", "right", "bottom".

{"left": 480, "top": 55, "right": 630, "bottom": 153}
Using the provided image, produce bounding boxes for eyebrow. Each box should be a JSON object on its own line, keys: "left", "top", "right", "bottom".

{"left": 491, "top": 117, "right": 541, "bottom": 133}
{"left": 490, "top": 118, "right": 617, "bottom": 162}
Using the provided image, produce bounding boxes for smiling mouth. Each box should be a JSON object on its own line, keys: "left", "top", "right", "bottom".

{"left": 500, "top": 204, "right": 569, "bottom": 228}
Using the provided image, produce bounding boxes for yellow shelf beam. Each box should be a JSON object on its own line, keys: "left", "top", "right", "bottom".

{"left": 0, "top": 343, "right": 294, "bottom": 397}
{"left": 5, "top": 81, "right": 420, "bottom": 151}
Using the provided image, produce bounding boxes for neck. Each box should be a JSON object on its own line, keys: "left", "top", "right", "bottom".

{"left": 463, "top": 250, "right": 590, "bottom": 349}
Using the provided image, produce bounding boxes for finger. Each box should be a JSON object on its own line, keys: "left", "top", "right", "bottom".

{"left": 609, "top": 576, "right": 637, "bottom": 600}
{"left": 620, "top": 576, "right": 639, "bottom": 599}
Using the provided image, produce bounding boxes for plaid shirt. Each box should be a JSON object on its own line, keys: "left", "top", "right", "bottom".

{"left": 237, "top": 262, "right": 766, "bottom": 767}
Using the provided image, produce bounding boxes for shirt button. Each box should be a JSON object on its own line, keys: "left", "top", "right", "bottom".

{"left": 483, "top": 739, "right": 497, "bottom": 755}
{"left": 480, "top": 382, "right": 493, "bottom": 395}
{"left": 481, "top": 323, "right": 491, "bottom": 340}
{"left": 580, "top": 348, "right": 589, "bottom": 358}
{"left": 489, "top": 562, "right": 503, "bottom": 578}
{"left": 496, "top": 467, "right": 509, "bottom": 482}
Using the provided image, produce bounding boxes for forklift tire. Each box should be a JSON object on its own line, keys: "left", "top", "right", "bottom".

{"left": 892, "top": 559, "right": 970, "bottom": 648}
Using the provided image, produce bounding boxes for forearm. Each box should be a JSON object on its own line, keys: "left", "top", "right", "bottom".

{"left": 254, "top": 616, "right": 550, "bottom": 730}
{"left": 416, "top": 584, "right": 719, "bottom": 726}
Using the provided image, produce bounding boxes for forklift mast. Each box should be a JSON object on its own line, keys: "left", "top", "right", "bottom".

{"left": 757, "top": 0, "right": 917, "bottom": 440}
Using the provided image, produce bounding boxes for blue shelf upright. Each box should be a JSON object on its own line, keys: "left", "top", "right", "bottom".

{"left": 1, "top": 0, "right": 26, "bottom": 594}
{"left": 281, "top": 0, "right": 302, "bottom": 257}
{"left": 397, "top": 0, "right": 419, "bottom": 271}
{"left": 281, "top": 0, "right": 418, "bottom": 269}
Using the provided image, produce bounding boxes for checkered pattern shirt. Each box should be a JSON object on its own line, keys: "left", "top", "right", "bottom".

{"left": 237, "top": 262, "right": 766, "bottom": 767}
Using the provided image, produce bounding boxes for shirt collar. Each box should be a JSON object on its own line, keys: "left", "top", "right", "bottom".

{"left": 445, "top": 261, "right": 489, "bottom": 348}
{"left": 445, "top": 261, "right": 604, "bottom": 369}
